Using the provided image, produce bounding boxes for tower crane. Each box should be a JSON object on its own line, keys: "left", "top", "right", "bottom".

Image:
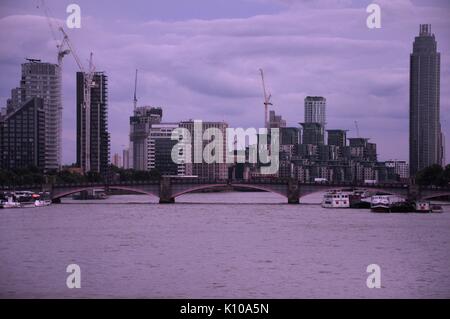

{"left": 133, "top": 69, "right": 138, "bottom": 110}
{"left": 259, "top": 69, "right": 272, "bottom": 129}
{"left": 38, "top": 0, "right": 70, "bottom": 67}
{"left": 39, "top": 0, "right": 96, "bottom": 172}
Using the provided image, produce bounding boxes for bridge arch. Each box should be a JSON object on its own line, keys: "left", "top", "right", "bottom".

{"left": 172, "top": 183, "right": 287, "bottom": 199}
{"left": 52, "top": 186, "right": 159, "bottom": 200}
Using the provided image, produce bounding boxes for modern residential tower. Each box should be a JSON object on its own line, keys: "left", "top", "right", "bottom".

{"left": 129, "top": 106, "right": 162, "bottom": 170}
{"left": 148, "top": 123, "right": 186, "bottom": 176}
{"left": 6, "top": 59, "right": 62, "bottom": 171}
{"left": 304, "top": 96, "right": 326, "bottom": 126}
{"left": 0, "top": 98, "right": 46, "bottom": 170}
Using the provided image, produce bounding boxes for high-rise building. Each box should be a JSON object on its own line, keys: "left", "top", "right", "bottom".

{"left": 76, "top": 72, "right": 110, "bottom": 176}
{"left": 409, "top": 24, "right": 442, "bottom": 175}
{"left": 179, "top": 120, "right": 228, "bottom": 179}
{"left": 442, "top": 133, "right": 446, "bottom": 165}
{"left": 111, "top": 153, "right": 122, "bottom": 168}
{"left": 268, "top": 110, "right": 286, "bottom": 129}
{"left": 6, "top": 59, "right": 62, "bottom": 171}
{"left": 300, "top": 122, "right": 324, "bottom": 145}
{"left": 304, "top": 96, "right": 326, "bottom": 126}
{"left": 129, "top": 106, "right": 162, "bottom": 170}
{"left": 122, "top": 148, "right": 130, "bottom": 169}
{"left": 280, "top": 127, "right": 300, "bottom": 146}
{"left": 278, "top": 127, "right": 300, "bottom": 178}
{"left": 148, "top": 123, "right": 186, "bottom": 176}
{"left": 348, "top": 138, "right": 377, "bottom": 162}
{"left": 327, "top": 129, "right": 347, "bottom": 147}
{"left": 0, "top": 98, "right": 45, "bottom": 170}
{"left": 385, "top": 160, "right": 409, "bottom": 180}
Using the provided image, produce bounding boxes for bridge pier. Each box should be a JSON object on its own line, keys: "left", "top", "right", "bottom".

{"left": 407, "top": 184, "right": 421, "bottom": 201}
{"left": 159, "top": 176, "right": 175, "bottom": 204}
{"left": 287, "top": 179, "right": 300, "bottom": 204}
{"left": 159, "top": 197, "right": 175, "bottom": 204}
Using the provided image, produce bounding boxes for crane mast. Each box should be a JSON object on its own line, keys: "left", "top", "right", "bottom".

{"left": 58, "top": 28, "right": 96, "bottom": 172}
{"left": 133, "top": 69, "right": 138, "bottom": 110}
{"left": 39, "top": 0, "right": 96, "bottom": 173}
{"left": 259, "top": 69, "right": 272, "bottom": 129}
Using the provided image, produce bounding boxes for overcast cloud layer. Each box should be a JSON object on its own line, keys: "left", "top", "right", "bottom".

{"left": 0, "top": 0, "right": 449, "bottom": 164}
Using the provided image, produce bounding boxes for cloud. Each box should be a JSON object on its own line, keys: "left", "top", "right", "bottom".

{"left": 0, "top": 0, "right": 449, "bottom": 163}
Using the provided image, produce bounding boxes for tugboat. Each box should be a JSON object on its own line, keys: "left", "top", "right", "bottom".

{"left": 414, "top": 201, "right": 431, "bottom": 213}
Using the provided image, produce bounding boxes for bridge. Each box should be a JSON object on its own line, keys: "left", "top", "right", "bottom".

{"left": 1, "top": 177, "right": 449, "bottom": 204}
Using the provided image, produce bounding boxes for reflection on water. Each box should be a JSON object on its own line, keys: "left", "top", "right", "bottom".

{"left": 0, "top": 192, "right": 449, "bottom": 298}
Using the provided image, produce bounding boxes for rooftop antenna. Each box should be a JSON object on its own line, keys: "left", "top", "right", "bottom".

{"left": 133, "top": 69, "right": 138, "bottom": 110}
{"left": 354, "top": 120, "right": 360, "bottom": 138}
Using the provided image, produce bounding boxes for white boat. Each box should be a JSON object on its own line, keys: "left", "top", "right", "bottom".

{"left": 370, "top": 195, "right": 390, "bottom": 212}
{"left": 371, "top": 195, "right": 405, "bottom": 213}
{"left": 35, "top": 199, "right": 51, "bottom": 207}
{"left": 322, "top": 191, "right": 351, "bottom": 208}
{"left": 1, "top": 197, "right": 21, "bottom": 209}
{"left": 1, "top": 191, "right": 51, "bottom": 209}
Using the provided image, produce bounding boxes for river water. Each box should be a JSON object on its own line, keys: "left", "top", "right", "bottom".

{"left": 1, "top": 192, "right": 449, "bottom": 298}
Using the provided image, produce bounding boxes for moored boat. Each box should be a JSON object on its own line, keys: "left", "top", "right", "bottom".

{"left": 414, "top": 201, "right": 431, "bottom": 213}
{"left": 371, "top": 195, "right": 406, "bottom": 213}
{"left": 1, "top": 196, "right": 21, "bottom": 209}
{"left": 370, "top": 195, "right": 390, "bottom": 212}
{"left": 0, "top": 191, "right": 51, "bottom": 209}
{"left": 390, "top": 201, "right": 415, "bottom": 213}
{"left": 322, "top": 191, "right": 351, "bottom": 208}
{"left": 35, "top": 199, "right": 52, "bottom": 207}
{"left": 430, "top": 204, "right": 443, "bottom": 214}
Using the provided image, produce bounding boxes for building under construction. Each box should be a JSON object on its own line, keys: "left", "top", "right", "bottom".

{"left": 129, "top": 106, "right": 162, "bottom": 170}
{"left": 76, "top": 71, "right": 110, "bottom": 176}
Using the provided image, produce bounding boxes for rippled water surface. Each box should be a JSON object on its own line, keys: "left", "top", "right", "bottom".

{"left": 1, "top": 192, "right": 449, "bottom": 298}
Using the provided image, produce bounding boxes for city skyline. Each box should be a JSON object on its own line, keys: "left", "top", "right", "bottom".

{"left": 0, "top": 0, "right": 449, "bottom": 165}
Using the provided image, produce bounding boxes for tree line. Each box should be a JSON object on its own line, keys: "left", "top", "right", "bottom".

{"left": 0, "top": 165, "right": 161, "bottom": 186}
{"left": 1, "top": 163, "right": 449, "bottom": 187}
{"left": 415, "top": 164, "right": 450, "bottom": 187}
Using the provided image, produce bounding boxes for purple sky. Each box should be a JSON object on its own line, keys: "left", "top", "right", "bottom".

{"left": 0, "top": 0, "right": 449, "bottom": 165}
